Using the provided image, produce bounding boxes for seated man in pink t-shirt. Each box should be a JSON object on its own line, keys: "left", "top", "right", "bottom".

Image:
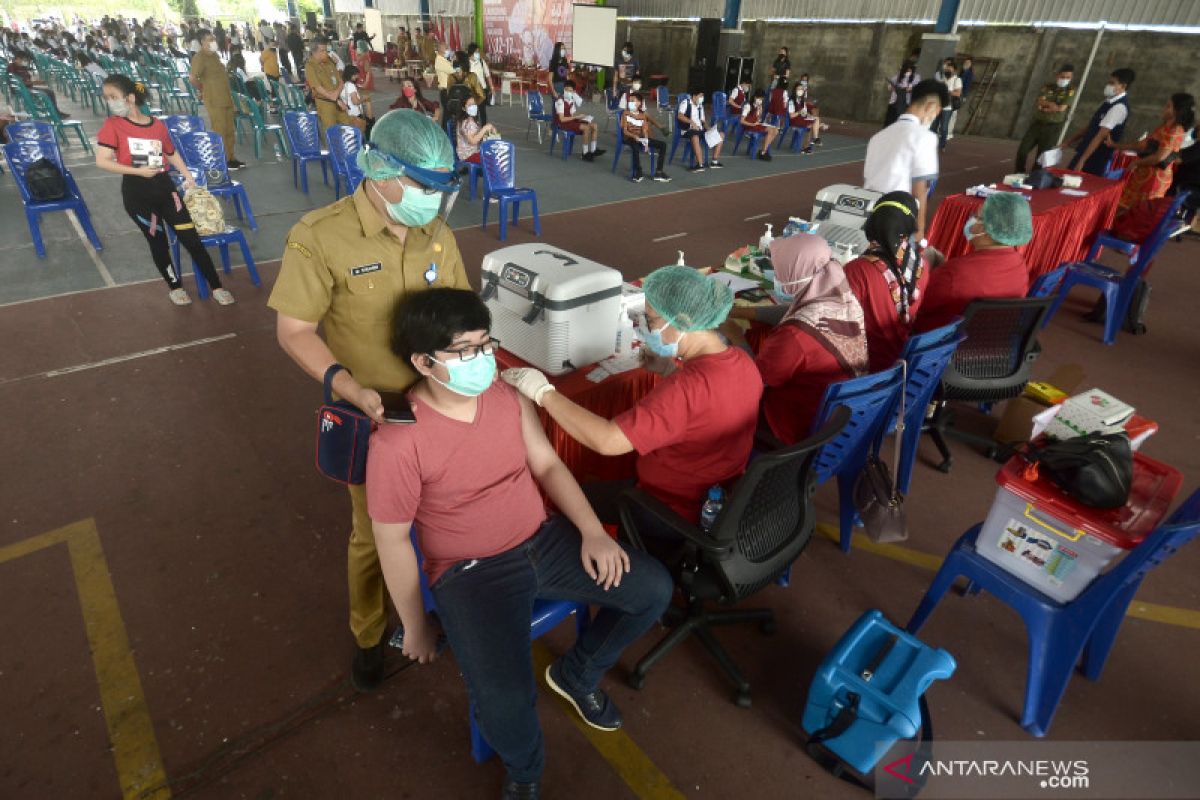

{"left": 366, "top": 289, "right": 671, "bottom": 800}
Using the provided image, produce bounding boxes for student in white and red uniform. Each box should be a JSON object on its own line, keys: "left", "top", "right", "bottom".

{"left": 95, "top": 74, "right": 233, "bottom": 306}
{"left": 788, "top": 75, "right": 825, "bottom": 153}
{"left": 740, "top": 89, "right": 779, "bottom": 160}
{"left": 620, "top": 92, "right": 671, "bottom": 183}
{"left": 726, "top": 78, "right": 750, "bottom": 118}
{"left": 553, "top": 81, "right": 604, "bottom": 161}
{"left": 675, "top": 88, "right": 724, "bottom": 171}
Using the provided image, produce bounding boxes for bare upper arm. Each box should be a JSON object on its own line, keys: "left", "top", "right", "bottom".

{"left": 518, "top": 393, "right": 563, "bottom": 476}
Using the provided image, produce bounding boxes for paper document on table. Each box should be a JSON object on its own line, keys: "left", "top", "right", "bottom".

{"left": 585, "top": 366, "right": 610, "bottom": 383}
{"left": 704, "top": 127, "right": 723, "bottom": 147}
{"left": 709, "top": 271, "right": 761, "bottom": 293}
{"left": 1059, "top": 188, "right": 1089, "bottom": 197}
{"left": 1037, "top": 147, "right": 1062, "bottom": 168}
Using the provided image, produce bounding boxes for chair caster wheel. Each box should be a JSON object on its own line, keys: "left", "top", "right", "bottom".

{"left": 760, "top": 620, "right": 777, "bottom": 635}
{"left": 734, "top": 691, "right": 752, "bottom": 708}
{"left": 936, "top": 459, "right": 953, "bottom": 474}
{"left": 627, "top": 672, "right": 645, "bottom": 691}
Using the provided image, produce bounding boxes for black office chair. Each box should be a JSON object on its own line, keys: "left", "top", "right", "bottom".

{"left": 927, "top": 296, "right": 1054, "bottom": 472}
{"left": 618, "top": 409, "right": 849, "bottom": 708}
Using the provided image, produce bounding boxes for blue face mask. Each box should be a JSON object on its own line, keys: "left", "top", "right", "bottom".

{"left": 639, "top": 318, "right": 683, "bottom": 358}
{"left": 373, "top": 177, "right": 442, "bottom": 227}
{"left": 963, "top": 215, "right": 981, "bottom": 242}
{"left": 773, "top": 274, "right": 814, "bottom": 305}
{"left": 430, "top": 352, "right": 496, "bottom": 396}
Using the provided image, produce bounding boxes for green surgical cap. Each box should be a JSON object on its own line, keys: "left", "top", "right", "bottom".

{"left": 981, "top": 192, "right": 1034, "bottom": 247}
{"left": 356, "top": 109, "right": 454, "bottom": 182}
{"left": 642, "top": 265, "right": 734, "bottom": 332}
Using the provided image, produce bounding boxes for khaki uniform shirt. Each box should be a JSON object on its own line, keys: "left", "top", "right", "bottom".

{"left": 306, "top": 57, "right": 340, "bottom": 102}
{"left": 190, "top": 51, "right": 233, "bottom": 108}
{"left": 434, "top": 54, "right": 454, "bottom": 90}
{"left": 268, "top": 186, "right": 470, "bottom": 392}
{"left": 1033, "top": 82, "right": 1075, "bottom": 125}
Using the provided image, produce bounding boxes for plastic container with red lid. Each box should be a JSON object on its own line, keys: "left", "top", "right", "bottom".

{"left": 975, "top": 451, "right": 1183, "bottom": 602}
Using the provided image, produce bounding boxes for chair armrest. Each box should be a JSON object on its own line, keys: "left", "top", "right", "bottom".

{"left": 618, "top": 487, "right": 732, "bottom": 557}
{"left": 1086, "top": 232, "right": 1137, "bottom": 262}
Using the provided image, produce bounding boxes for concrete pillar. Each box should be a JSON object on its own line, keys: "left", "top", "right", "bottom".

{"left": 723, "top": 0, "right": 741, "bottom": 31}
{"left": 935, "top": 0, "right": 961, "bottom": 34}
{"left": 1010, "top": 29, "right": 1059, "bottom": 139}
{"left": 918, "top": 32, "right": 959, "bottom": 84}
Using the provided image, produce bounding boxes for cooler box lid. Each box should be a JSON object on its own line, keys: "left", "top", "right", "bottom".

{"left": 995, "top": 451, "right": 1183, "bottom": 549}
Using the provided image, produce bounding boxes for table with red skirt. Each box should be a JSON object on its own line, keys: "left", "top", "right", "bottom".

{"left": 497, "top": 348, "right": 659, "bottom": 482}
{"left": 926, "top": 170, "right": 1124, "bottom": 279}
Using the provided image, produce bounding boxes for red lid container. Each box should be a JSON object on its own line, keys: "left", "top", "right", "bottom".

{"left": 996, "top": 451, "right": 1183, "bottom": 550}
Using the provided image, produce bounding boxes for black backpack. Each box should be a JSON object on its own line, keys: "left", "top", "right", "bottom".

{"left": 26, "top": 158, "right": 67, "bottom": 201}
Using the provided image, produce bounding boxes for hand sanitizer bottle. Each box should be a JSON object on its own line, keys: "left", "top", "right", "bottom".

{"left": 676, "top": 250, "right": 686, "bottom": 266}
{"left": 759, "top": 223, "right": 774, "bottom": 253}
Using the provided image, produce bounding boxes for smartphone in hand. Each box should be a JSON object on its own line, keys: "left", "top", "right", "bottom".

{"left": 379, "top": 392, "right": 416, "bottom": 424}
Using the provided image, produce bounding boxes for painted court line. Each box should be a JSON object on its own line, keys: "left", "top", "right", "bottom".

{"left": 531, "top": 642, "right": 684, "bottom": 799}
{"left": 0, "top": 334, "right": 238, "bottom": 386}
{"left": 743, "top": 212, "right": 772, "bottom": 221}
{"left": 815, "top": 524, "right": 1200, "bottom": 630}
{"left": 67, "top": 210, "right": 117, "bottom": 288}
{"left": 651, "top": 232, "right": 688, "bottom": 243}
{"left": 0, "top": 520, "right": 170, "bottom": 799}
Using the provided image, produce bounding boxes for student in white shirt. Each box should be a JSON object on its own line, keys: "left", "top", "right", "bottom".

{"left": 338, "top": 65, "right": 370, "bottom": 133}
{"left": 621, "top": 92, "right": 670, "bottom": 182}
{"left": 863, "top": 79, "right": 949, "bottom": 238}
{"left": 787, "top": 75, "right": 825, "bottom": 153}
{"left": 740, "top": 89, "right": 779, "bottom": 160}
{"left": 617, "top": 74, "right": 642, "bottom": 111}
{"left": 675, "top": 88, "right": 724, "bottom": 171}
{"left": 554, "top": 81, "right": 604, "bottom": 161}
{"left": 727, "top": 78, "right": 751, "bottom": 118}
{"left": 466, "top": 43, "right": 492, "bottom": 121}
{"left": 933, "top": 59, "right": 962, "bottom": 150}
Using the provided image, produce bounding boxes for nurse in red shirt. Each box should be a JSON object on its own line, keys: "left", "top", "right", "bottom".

{"left": 727, "top": 234, "right": 870, "bottom": 446}
{"left": 914, "top": 191, "right": 1033, "bottom": 333}
{"left": 502, "top": 265, "right": 763, "bottom": 536}
{"left": 844, "top": 191, "right": 932, "bottom": 372}
{"left": 95, "top": 74, "right": 233, "bottom": 306}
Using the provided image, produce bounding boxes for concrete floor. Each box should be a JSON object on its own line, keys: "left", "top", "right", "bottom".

{"left": 1, "top": 79, "right": 1198, "bottom": 800}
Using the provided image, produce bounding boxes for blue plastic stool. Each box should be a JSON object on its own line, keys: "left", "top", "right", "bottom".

{"left": 907, "top": 488, "right": 1200, "bottom": 737}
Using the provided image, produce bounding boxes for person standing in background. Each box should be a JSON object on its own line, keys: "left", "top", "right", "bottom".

{"left": 190, "top": 30, "right": 244, "bottom": 169}
{"left": 616, "top": 41, "right": 639, "bottom": 94}
{"left": 286, "top": 24, "right": 306, "bottom": 81}
{"left": 1065, "top": 67, "right": 1135, "bottom": 176}
{"left": 353, "top": 40, "right": 376, "bottom": 119}
{"left": 884, "top": 62, "right": 920, "bottom": 126}
{"left": 1014, "top": 64, "right": 1075, "bottom": 173}
{"left": 770, "top": 46, "right": 791, "bottom": 90}
{"left": 932, "top": 59, "right": 962, "bottom": 150}
{"left": 548, "top": 42, "right": 570, "bottom": 99}
{"left": 1111, "top": 93, "right": 1194, "bottom": 214}
{"left": 864, "top": 79, "right": 947, "bottom": 238}
{"left": 307, "top": 38, "right": 355, "bottom": 143}
{"left": 466, "top": 43, "right": 492, "bottom": 123}
{"left": 214, "top": 21, "right": 227, "bottom": 54}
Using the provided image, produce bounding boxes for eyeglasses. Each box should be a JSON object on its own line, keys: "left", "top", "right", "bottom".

{"left": 436, "top": 338, "right": 500, "bottom": 362}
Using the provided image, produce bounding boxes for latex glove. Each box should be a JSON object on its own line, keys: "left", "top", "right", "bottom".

{"left": 502, "top": 367, "right": 555, "bottom": 406}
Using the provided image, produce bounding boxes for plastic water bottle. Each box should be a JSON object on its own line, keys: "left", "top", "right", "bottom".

{"left": 699, "top": 485, "right": 724, "bottom": 532}
{"left": 758, "top": 223, "right": 774, "bottom": 253}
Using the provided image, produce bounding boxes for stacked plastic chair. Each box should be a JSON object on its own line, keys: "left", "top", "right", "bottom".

{"left": 480, "top": 139, "right": 541, "bottom": 241}
{"left": 326, "top": 124, "right": 364, "bottom": 199}
{"left": 177, "top": 131, "right": 258, "bottom": 230}
{"left": 282, "top": 111, "right": 331, "bottom": 193}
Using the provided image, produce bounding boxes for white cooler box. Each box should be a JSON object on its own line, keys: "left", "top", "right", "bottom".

{"left": 480, "top": 244, "right": 623, "bottom": 376}
{"left": 811, "top": 184, "right": 883, "bottom": 259}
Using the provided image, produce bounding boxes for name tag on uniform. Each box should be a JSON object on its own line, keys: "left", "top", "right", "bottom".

{"left": 351, "top": 262, "right": 382, "bottom": 276}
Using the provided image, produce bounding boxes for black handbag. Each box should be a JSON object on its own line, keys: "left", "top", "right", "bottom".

{"left": 26, "top": 157, "right": 67, "bottom": 201}
{"left": 1023, "top": 432, "right": 1134, "bottom": 509}
{"left": 853, "top": 361, "right": 907, "bottom": 544}
{"left": 316, "top": 364, "right": 373, "bottom": 485}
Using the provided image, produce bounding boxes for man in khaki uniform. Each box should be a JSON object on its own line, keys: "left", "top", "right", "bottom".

{"left": 306, "top": 37, "right": 353, "bottom": 145}
{"left": 190, "top": 30, "right": 243, "bottom": 169}
{"left": 1015, "top": 64, "right": 1076, "bottom": 173}
{"left": 269, "top": 110, "right": 468, "bottom": 691}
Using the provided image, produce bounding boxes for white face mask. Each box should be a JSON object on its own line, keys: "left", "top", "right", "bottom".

{"left": 465, "top": 104, "right": 477, "bottom": 117}
{"left": 565, "top": 91, "right": 575, "bottom": 102}
{"left": 1056, "top": 78, "right": 1070, "bottom": 88}
{"left": 1103, "top": 84, "right": 1117, "bottom": 98}
{"left": 206, "top": 40, "right": 217, "bottom": 52}
{"left": 628, "top": 100, "right": 639, "bottom": 111}
{"left": 631, "top": 82, "right": 641, "bottom": 91}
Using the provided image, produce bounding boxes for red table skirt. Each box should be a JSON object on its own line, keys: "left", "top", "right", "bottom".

{"left": 497, "top": 349, "right": 658, "bottom": 482}
{"left": 927, "top": 171, "right": 1124, "bottom": 278}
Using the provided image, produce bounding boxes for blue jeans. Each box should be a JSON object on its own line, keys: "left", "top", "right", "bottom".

{"left": 430, "top": 515, "right": 673, "bottom": 783}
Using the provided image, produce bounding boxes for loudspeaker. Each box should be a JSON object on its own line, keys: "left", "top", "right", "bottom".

{"left": 306, "top": 11, "right": 317, "bottom": 29}
{"left": 693, "top": 17, "right": 722, "bottom": 94}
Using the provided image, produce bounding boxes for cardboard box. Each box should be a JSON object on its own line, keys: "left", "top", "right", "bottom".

{"left": 1045, "top": 388, "right": 1135, "bottom": 440}
{"left": 992, "top": 364, "right": 1085, "bottom": 446}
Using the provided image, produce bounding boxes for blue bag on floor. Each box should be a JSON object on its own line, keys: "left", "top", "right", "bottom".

{"left": 801, "top": 610, "right": 955, "bottom": 792}
{"left": 316, "top": 365, "right": 373, "bottom": 485}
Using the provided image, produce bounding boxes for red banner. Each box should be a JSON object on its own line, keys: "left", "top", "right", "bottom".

{"left": 481, "top": 0, "right": 594, "bottom": 68}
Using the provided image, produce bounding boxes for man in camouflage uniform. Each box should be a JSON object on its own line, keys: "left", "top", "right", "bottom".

{"left": 1015, "top": 64, "right": 1075, "bottom": 173}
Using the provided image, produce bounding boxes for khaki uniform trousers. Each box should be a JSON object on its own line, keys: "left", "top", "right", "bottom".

{"left": 1015, "top": 119, "right": 1063, "bottom": 173}
{"left": 347, "top": 482, "right": 386, "bottom": 648}
{"left": 207, "top": 102, "right": 237, "bottom": 161}
{"left": 315, "top": 99, "right": 354, "bottom": 145}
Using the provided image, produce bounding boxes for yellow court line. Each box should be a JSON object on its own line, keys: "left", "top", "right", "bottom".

{"left": 531, "top": 641, "right": 685, "bottom": 800}
{"left": 815, "top": 523, "right": 1200, "bottom": 631}
{"left": 0, "top": 520, "right": 171, "bottom": 799}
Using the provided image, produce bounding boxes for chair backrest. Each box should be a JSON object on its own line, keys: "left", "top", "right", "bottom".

{"left": 4, "top": 120, "right": 56, "bottom": 144}
{"left": 1028, "top": 265, "right": 1068, "bottom": 299}
{"left": 1085, "top": 489, "right": 1200, "bottom": 603}
{"left": 179, "top": 130, "right": 231, "bottom": 186}
{"left": 705, "top": 408, "right": 849, "bottom": 601}
{"left": 3, "top": 138, "right": 72, "bottom": 203}
{"left": 712, "top": 90, "right": 727, "bottom": 113}
{"left": 528, "top": 90, "right": 545, "bottom": 116}
{"left": 165, "top": 115, "right": 205, "bottom": 149}
{"left": 284, "top": 110, "right": 322, "bottom": 156}
{"left": 480, "top": 139, "right": 517, "bottom": 192}
{"left": 811, "top": 364, "right": 906, "bottom": 483}
{"left": 655, "top": 84, "right": 668, "bottom": 107}
{"left": 1128, "top": 189, "right": 1192, "bottom": 270}
{"left": 942, "top": 297, "right": 1052, "bottom": 389}
{"left": 897, "top": 319, "right": 966, "bottom": 426}
{"left": 327, "top": 123, "right": 364, "bottom": 189}
{"left": 26, "top": 89, "right": 61, "bottom": 122}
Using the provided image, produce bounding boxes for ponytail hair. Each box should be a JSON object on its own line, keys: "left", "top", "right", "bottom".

{"left": 1171, "top": 92, "right": 1196, "bottom": 131}
{"left": 103, "top": 73, "right": 146, "bottom": 105}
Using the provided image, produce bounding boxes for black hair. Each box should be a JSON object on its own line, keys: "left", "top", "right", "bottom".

{"left": 313, "top": 36, "right": 330, "bottom": 47}
{"left": 751, "top": 88, "right": 766, "bottom": 100}
{"left": 864, "top": 191, "right": 923, "bottom": 320}
{"left": 391, "top": 289, "right": 491, "bottom": 363}
{"left": 197, "top": 28, "right": 211, "bottom": 39}
{"left": 910, "top": 78, "right": 949, "bottom": 108}
{"left": 1059, "top": 63, "right": 1075, "bottom": 74}
{"left": 103, "top": 73, "right": 146, "bottom": 105}
{"left": 467, "top": 42, "right": 479, "bottom": 55}
{"left": 342, "top": 64, "right": 358, "bottom": 81}
{"left": 1111, "top": 67, "right": 1135, "bottom": 87}
{"left": 623, "top": 40, "right": 632, "bottom": 50}
{"left": 779, "top": 46, "right": 789, "bottom": 56}
{"left": 1171, "top": 92, "right": 1196, "bottom": 131}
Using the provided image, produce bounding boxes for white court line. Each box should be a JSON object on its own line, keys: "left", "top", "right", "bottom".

{"left": 743, "top": 212, "right": 771, "bottom": 221}
{"left": 66, "top": 210, "right": 117, "bottom": 288}
{"left": 1, "top": 334, "right": 237, "bottom": 386}
{"left": 964, "top": 166, "right": 979, "bottom": 171}
{"left": 651, "top": 232, "right": 688, "bottom": 243}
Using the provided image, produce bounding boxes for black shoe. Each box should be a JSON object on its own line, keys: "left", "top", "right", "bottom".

{"left": 630, "top": 172, "right": 644, "bottom": 183}
{"left": 545, "top": 660, "right": 622, "bottom": 731}
{"left": 582, "top": 151, "right": 595, "bottom": 162}
{"left": 652, "top": 172, "right": 672, "bottom": 182}
{"left": 812, "top": 137, "right": 823, "bottom": 146}
{"left": 801, "top": 144, "right": 814, "bottom": 154}
{"left": 501, "top": 780, "right": 541, "bottom": 800}
{"left": 708, "top": 160, "right": 724, "bottom": 169}
{"left": 757, "top": 151, "right": 773, "bottom": 161}
{"left": 351, "top": 638, "right": 386, "bottom": 692}
{"left": 687, "top": 163, "right": 705, "bottom": 173}
{"left": 592, "top": 148, "right": 606, "bottom": 158}
{"left": 227, "top": 159, "right": 246, "bottom": 170}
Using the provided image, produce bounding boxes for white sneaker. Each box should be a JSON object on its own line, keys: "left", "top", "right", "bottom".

{"left": 168, "top": 288, "right": 192, "bottom": 306}
{"left": 212, "top": 288, "right": 236, "bottom": 305}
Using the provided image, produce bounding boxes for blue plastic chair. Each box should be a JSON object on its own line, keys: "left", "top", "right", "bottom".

{"left": 326, "top": 124, "right": 364, "bottom": 199}
{"left": 1027, "top": 264, "right": 1069, "bottom": 299}
{"left": 165, "top": 114, "right": 205, "bottom": 153}
{"left": 810, "top": 364, "right": 907, "bottom": 553}
{"left": 525, "top": 91, "right": 553, "bottom": 143}
{"left": 667, "top": 95, "right": 707, "bottom": 167}
{"left": 907, "top": 488, "right": 1200, "bottom": 737}
{"left": 710, "top": 90, "right": 728, "bottom": 132}
{"left": 654, "top": 84, "right": 671, "bottom": 131}
{"left": 178, "top": 131, "right": 258, "bottom": 231}
{"left": 169, "top": 220, "right": 261, "bottom": 300}
{"left": 446, "top": 119, "right": 483, "bottom": 201}
{"left": 547, "top": 119, "right": 577, "bottom": 160}
{"left": 609, "top": 111, "right": 657, "bottom": 179}
{"left": 731, "top": 119, "right": 765, "bottom": 159}
{"left": 1042, "top": 190, "right": 1191, "bottom": 345}
{"left": 3, "top": 129, "right": 104, "bottom": 259}
{"left": 480, "top": 139, "right": 541, "bottom": 241}
{"left": 406, "top": 527, "right": 589, "bottom": 763}
{"left": 282, "top": 111, "right": 331, "bottom": 194}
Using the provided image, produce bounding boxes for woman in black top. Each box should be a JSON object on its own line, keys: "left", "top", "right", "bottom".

{"left": 771, "top": 46, "right": 791, "bottom": 90}
{"left": 548, "top": 41, "right": 569, "bottom": 99}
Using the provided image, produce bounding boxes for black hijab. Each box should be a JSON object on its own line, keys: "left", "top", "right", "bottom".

{"left": 864, "top": 191, "right": 925, "bottom": 321}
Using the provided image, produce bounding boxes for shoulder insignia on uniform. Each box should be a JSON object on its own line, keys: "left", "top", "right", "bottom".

{"left": 287, "top": 240, "right": 312, "bottom": 258}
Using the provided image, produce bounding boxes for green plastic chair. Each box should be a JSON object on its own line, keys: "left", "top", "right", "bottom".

{"left": 236, "top": 93, "right": 288, "bottom": 159}
{"left": 27, "top": 89, "right": 93, "bottom": 152}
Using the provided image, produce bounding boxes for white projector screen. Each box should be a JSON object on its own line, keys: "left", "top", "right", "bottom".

{"left": 571, "top": 4, "right": 619, "bottom": 68}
